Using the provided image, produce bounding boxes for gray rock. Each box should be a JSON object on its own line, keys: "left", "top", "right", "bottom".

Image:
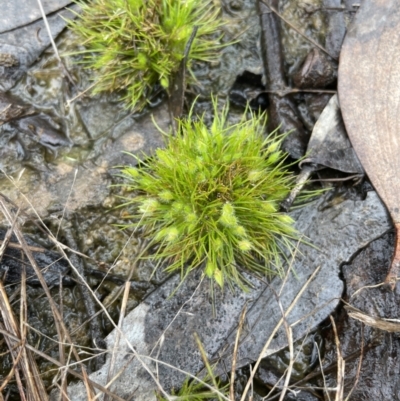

{"left": 0, "top": 6, "right": 77, "bottom": 91}
{"left": 0, "top": 0, "right": 72, "bottom": 34}
{"left": 0, "top": 103, "right": 168, "bottom": 224}
{"left": 60, "top": 190, "right": 391, "bottom": 400}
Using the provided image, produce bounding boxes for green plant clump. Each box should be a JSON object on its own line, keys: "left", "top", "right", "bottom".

{"left": 68, "top": 0, "right": 223, "bottom": 110}
{"left": 157, "top": 376, "right": 227, "bottom": 401}
{"left": 120, "top": 101, "right": 299, "bottom": 288}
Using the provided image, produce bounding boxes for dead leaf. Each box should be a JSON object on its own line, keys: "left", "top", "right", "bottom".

{"left": 338, "top": 0, "right": 400, "bottom": 288}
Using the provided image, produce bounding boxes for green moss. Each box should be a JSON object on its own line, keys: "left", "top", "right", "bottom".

{"left": 67, "top": 0, "right": 224, "bottom": 110}
{"left": 119, "top": 100, "right": 303, "bottom": 288}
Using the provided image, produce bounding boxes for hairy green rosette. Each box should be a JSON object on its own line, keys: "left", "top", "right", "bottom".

{"left": 120, "top": 101, "right": 300, "bottom": 288}
{"left": 68, "top": 0, "right": 223, "bottom": 109}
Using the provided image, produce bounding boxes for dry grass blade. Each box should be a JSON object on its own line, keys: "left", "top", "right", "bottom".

{"left": 0, "top": 228, "right": 14, "bottom": 263}
{"left": 0, "top": 322, "right": 24, "bottom": 393}
{"left": 315, "top": 338, "right": 331, "bottom": 400}
{"left": 103, "top": 281, "right": 131, "bottom": 401}
{"left": 0, "top": 280, "right": 48, "bottom": 400}
{"left": 239, "top": 265, "right": 321, "bottom": 401}
{"left": 0, "top": 195, "right": 96, "bottom": 398}
{"left": 194, "top": 334, "right": 225, "bottom": 401}
{"left": 0, "top": 188, "right": 170, "bottom": 400}
{"left": 57, "top": 275, "right": 68, "bottom": 401}
{"left": 0, "top": 206, "right": 19, "bottom": 265}
{"left": 277, "top": 317, "right": 293, "bottom": 401}
{"left": 329, "top": 316, "right": 344, "bottom": 401}
{"left": 345, "top": 304, "right": 400, "bottom": 332}
{"left": 35, "top": 0, "right": 76, "bottom": 86}
{"left": 230, "top": 304, "right": 247, "bottom": 399}
{"left": 82, "top": 367, "right": 96, "bottom": 401}
{"left": 140, "top": 353, "right": 230, "bottom": 401}
{"left": 263, "top": 274, "right": 298, "bottom": 401}
{"left": 0, "top": 327, "right": 126, "bottom": 401}
{"left": 349, "top": 282, "right": 387, "bottom": 300}
{"left": 0, "top": 241, "right": 46, "bottom": 253}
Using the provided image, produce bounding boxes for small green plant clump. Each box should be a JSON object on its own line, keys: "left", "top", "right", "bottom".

{"left": 68, "top": 0, "right": 223, "bottom": 110}
{"left": 156, "top": 376, "right": 226, "bottom": 401}
{"left": 120, "top": 100, "right": 300, "bottom": 289}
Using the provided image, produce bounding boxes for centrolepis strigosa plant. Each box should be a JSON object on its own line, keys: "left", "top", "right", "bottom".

{"left": 120, "top": 100, "right": 305, "bottom": 289}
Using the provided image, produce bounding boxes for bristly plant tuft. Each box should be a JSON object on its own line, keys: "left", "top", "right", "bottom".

{"left": 67, "top": 0, "right": 224, "bottom": 110}
{"left": 119, "top": 99, "right": 302, "bottom": 289}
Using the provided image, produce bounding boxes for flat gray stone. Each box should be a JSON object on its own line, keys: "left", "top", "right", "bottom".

{"left": 0, "top": 0, "right": 72, "bottom": 34}
{"left": 0, "top": 104, "right": 168, "bottom": 224}
{"left": 0, "top": 6, "right": 77, "bottom": 91}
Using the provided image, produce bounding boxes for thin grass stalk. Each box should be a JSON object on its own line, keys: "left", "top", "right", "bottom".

{"left": 230, "top": 304, "right": 247, "bottom": 399}
{"left": 0, "top": 280, "right": 48, "bottom": 400}
{"left": 4, "top": 339, "right": 26, "bottom": 401}
{"left": 57, "top": 273, "right": 68, "bottom": 401}
{"left": 0, "top": 293, "right": 24, "bottom": 399}
{"left": 103, "top": 281, "right": 131, "bottom": 401}
{"left": 0, "top": 327, "right": 126, "bottom": 401}
{"left": 0, "top": 196, "right": 94, "bottom": 397}
{"left": 239, "top": 265, "right": 321, "bottom": 401}
{"left": 140, "top": 353, "right": 230, "bottom": 401}
{"left": 0, "top": 322, "right": 24, "bottom": 393}
{"left": 82, "top": 367, "right": 96, "bottom": 400}
{"left": 52, "top": 236, "right": 171, "bottom": 398}
{"left": 316, "top": 338, "right": 331, "bottom": 401}
{"left": 150, "top": 277, "right": 204, "bottom": 357}
{"left": 262, "top": 280, "right": 304, "bottom": 401}
{"left": 194, "top": 334, "right": 225, "bottom": 401}
{"left": 56, "top": 339, "right": 74, "bottom": 401}
{"left": 330, "top": 316, "right": 344, "bottom": 401}
{"left": 20, "top": 255, "right": 47, "bottom": 401}
{"left": 277, "top": 326, "right": 293, "bottom": 401}
{"left": 35, "top": 0, "right": 76, "bottom": 86}
{"left": 0, "top": 226, "right": 14, "bottom": 263}
{"left": 260, "top": 0, "right": 336, "bottom": 60}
